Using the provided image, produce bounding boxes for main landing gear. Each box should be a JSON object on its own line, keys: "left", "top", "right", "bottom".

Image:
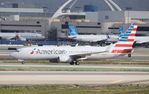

{"left": 128, "top": 54, "right": 131, "bottom": 57}
{"left": 70, "top": 60, "right": 80, "bottom": 65}
{"left": 18, "top": 59, "right": 25, "bottom": 64}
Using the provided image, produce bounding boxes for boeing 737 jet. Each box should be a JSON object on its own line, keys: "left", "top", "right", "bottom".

{"left": 0, "top": 32, "right": 45, "bottom": 41}
{"left": 67, "top": 23, "right": 108, "bottom": 42}
{"left": 10, "top": 23, "right": 138, "bottom": 65}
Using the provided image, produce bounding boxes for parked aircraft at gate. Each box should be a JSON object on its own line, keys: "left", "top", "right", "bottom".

{"left": 118, "top": 26, "right": 149, "bottom": 44}
{"left": 10, "top": 23, "right": 138, "bottom": 65}
{"left": 68, "top": 23, "right": 149, "bottom": 45}
{"left": 67, "top": 24, "right": 118, "bottom": 42}
{"left": 0, "top": 32, "right": 45, "bottom": 41}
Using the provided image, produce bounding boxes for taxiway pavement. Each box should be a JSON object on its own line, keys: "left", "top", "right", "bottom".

{"left": 0, "top": 71, "right": 148, "bottom": 85}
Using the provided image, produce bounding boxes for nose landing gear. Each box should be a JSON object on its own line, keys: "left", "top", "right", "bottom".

{"left": 70, "top": 60, "right": 80, "bottom": 65}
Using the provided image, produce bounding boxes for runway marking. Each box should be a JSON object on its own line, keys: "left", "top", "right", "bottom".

{"left": 0, "top": 71, "right": 148, "bottom": 85}
{"left": 111, "top": 80, "right": 123, "bottom": 84}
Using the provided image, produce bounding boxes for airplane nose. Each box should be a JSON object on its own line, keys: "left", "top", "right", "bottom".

{"left": 10, "top": 52, "right": 19, "bottom": 58}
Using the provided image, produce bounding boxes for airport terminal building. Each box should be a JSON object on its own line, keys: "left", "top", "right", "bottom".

{"left": 0, "top": 0, "right": 149, "bottom": 42}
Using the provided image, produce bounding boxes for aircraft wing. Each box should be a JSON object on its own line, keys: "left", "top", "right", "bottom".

{"left": 69, "top": 50, "right": 108, "bottom": 59}
{"left": 6, "top": 35, "right": 26, "bottom": 41}
{"left": 4, "top": 36, "right": 15, "bottom": 40}
{"left": 17, "top": 36, "right": 26, "bottom": 41}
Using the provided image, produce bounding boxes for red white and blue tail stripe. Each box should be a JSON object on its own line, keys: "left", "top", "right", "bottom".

{"left": 111, "top": 23, "right": 138, "bottom": 54}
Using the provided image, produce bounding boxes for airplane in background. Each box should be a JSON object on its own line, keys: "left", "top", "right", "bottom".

{"left": 87, "top": 23, "right": 138, "bottom": 59}
{"left": 67, "top": 23, "right": 108, "bottom": 43}
{"left": 10, "top": 23, "right": 138, "bottom": 65}
{"left": 0, "top": 32, "right": 45, "bottom": 41}
{"left": 67, "top": 23, "right": 149, "bottom": 46}
{"left": 67, "top": 23, "right": 122, "bottom": 45}
{"left": 118, "top": 25, "right": 149, "bottom": 44}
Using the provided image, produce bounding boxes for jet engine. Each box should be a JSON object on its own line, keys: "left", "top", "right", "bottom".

{"left": 59, "top": 56, "right": 72, "bottom": 62}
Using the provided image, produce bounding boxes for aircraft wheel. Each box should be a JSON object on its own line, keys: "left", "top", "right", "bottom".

{"left": 128, "top": 54, "right": 131, "bottom": 57}
{"left": 70, "top": 61, "right": 75, "bottom": 65}
{"left": 75, "top": 61, "right": 80, "bottom": 65}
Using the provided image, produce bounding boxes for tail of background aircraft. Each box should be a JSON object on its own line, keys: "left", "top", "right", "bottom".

{"left": 118, "top": 25, "right": 124, "bottom": 35}
{"left": 118, "top": 25, "right": 135, "bottom": 36}
{"left": 67, "top": 24, "right": 78, "bottom": 36}
{"left": 110, "top": 23, "right": 138, "bottom": 56}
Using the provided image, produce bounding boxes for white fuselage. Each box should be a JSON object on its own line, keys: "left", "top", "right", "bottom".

{"left": 68, "top": 35, "right": 108, "bottom": 42}
{"left": 10, "top": 45, "right": 121, "bottom": 61}
{"left": 107, "top": 35, "right": 149, "bottom": 44}
{"left": 86, "top": 52, "right": 123, "bottom": 59}
{"left": 69, "top": 34, "right": 149, "bottom": 44}
{"left": 135, "top": 36, "right": 149, "bottom": 43}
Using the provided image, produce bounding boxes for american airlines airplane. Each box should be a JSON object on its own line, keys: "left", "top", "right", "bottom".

{"left": 0, "top": 32, "right": 45, "bottom": 41}
{"left": 10, "top": 23, "right": 138, "bottom": 65}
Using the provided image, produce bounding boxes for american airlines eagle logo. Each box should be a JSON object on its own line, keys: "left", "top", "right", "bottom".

{"left": 30, "top": 48, "right": 66, "bottom": 55}
{"left": 30, "top": 48, "right": 36, "bottom": 54}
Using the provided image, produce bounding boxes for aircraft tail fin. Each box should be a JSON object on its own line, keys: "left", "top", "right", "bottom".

{"left": 110, "top": 23, "right": 138, "bottom": 55}
{"left": 67, "top": 24, "right": 78, "bottom": 36}
{"left": 118, "top": 25, "right": 124, "bottom": 34}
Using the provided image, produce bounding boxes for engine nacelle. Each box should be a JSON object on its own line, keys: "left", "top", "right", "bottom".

{"left": 59, "top": 56, "right": 72, "bottom": 63}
